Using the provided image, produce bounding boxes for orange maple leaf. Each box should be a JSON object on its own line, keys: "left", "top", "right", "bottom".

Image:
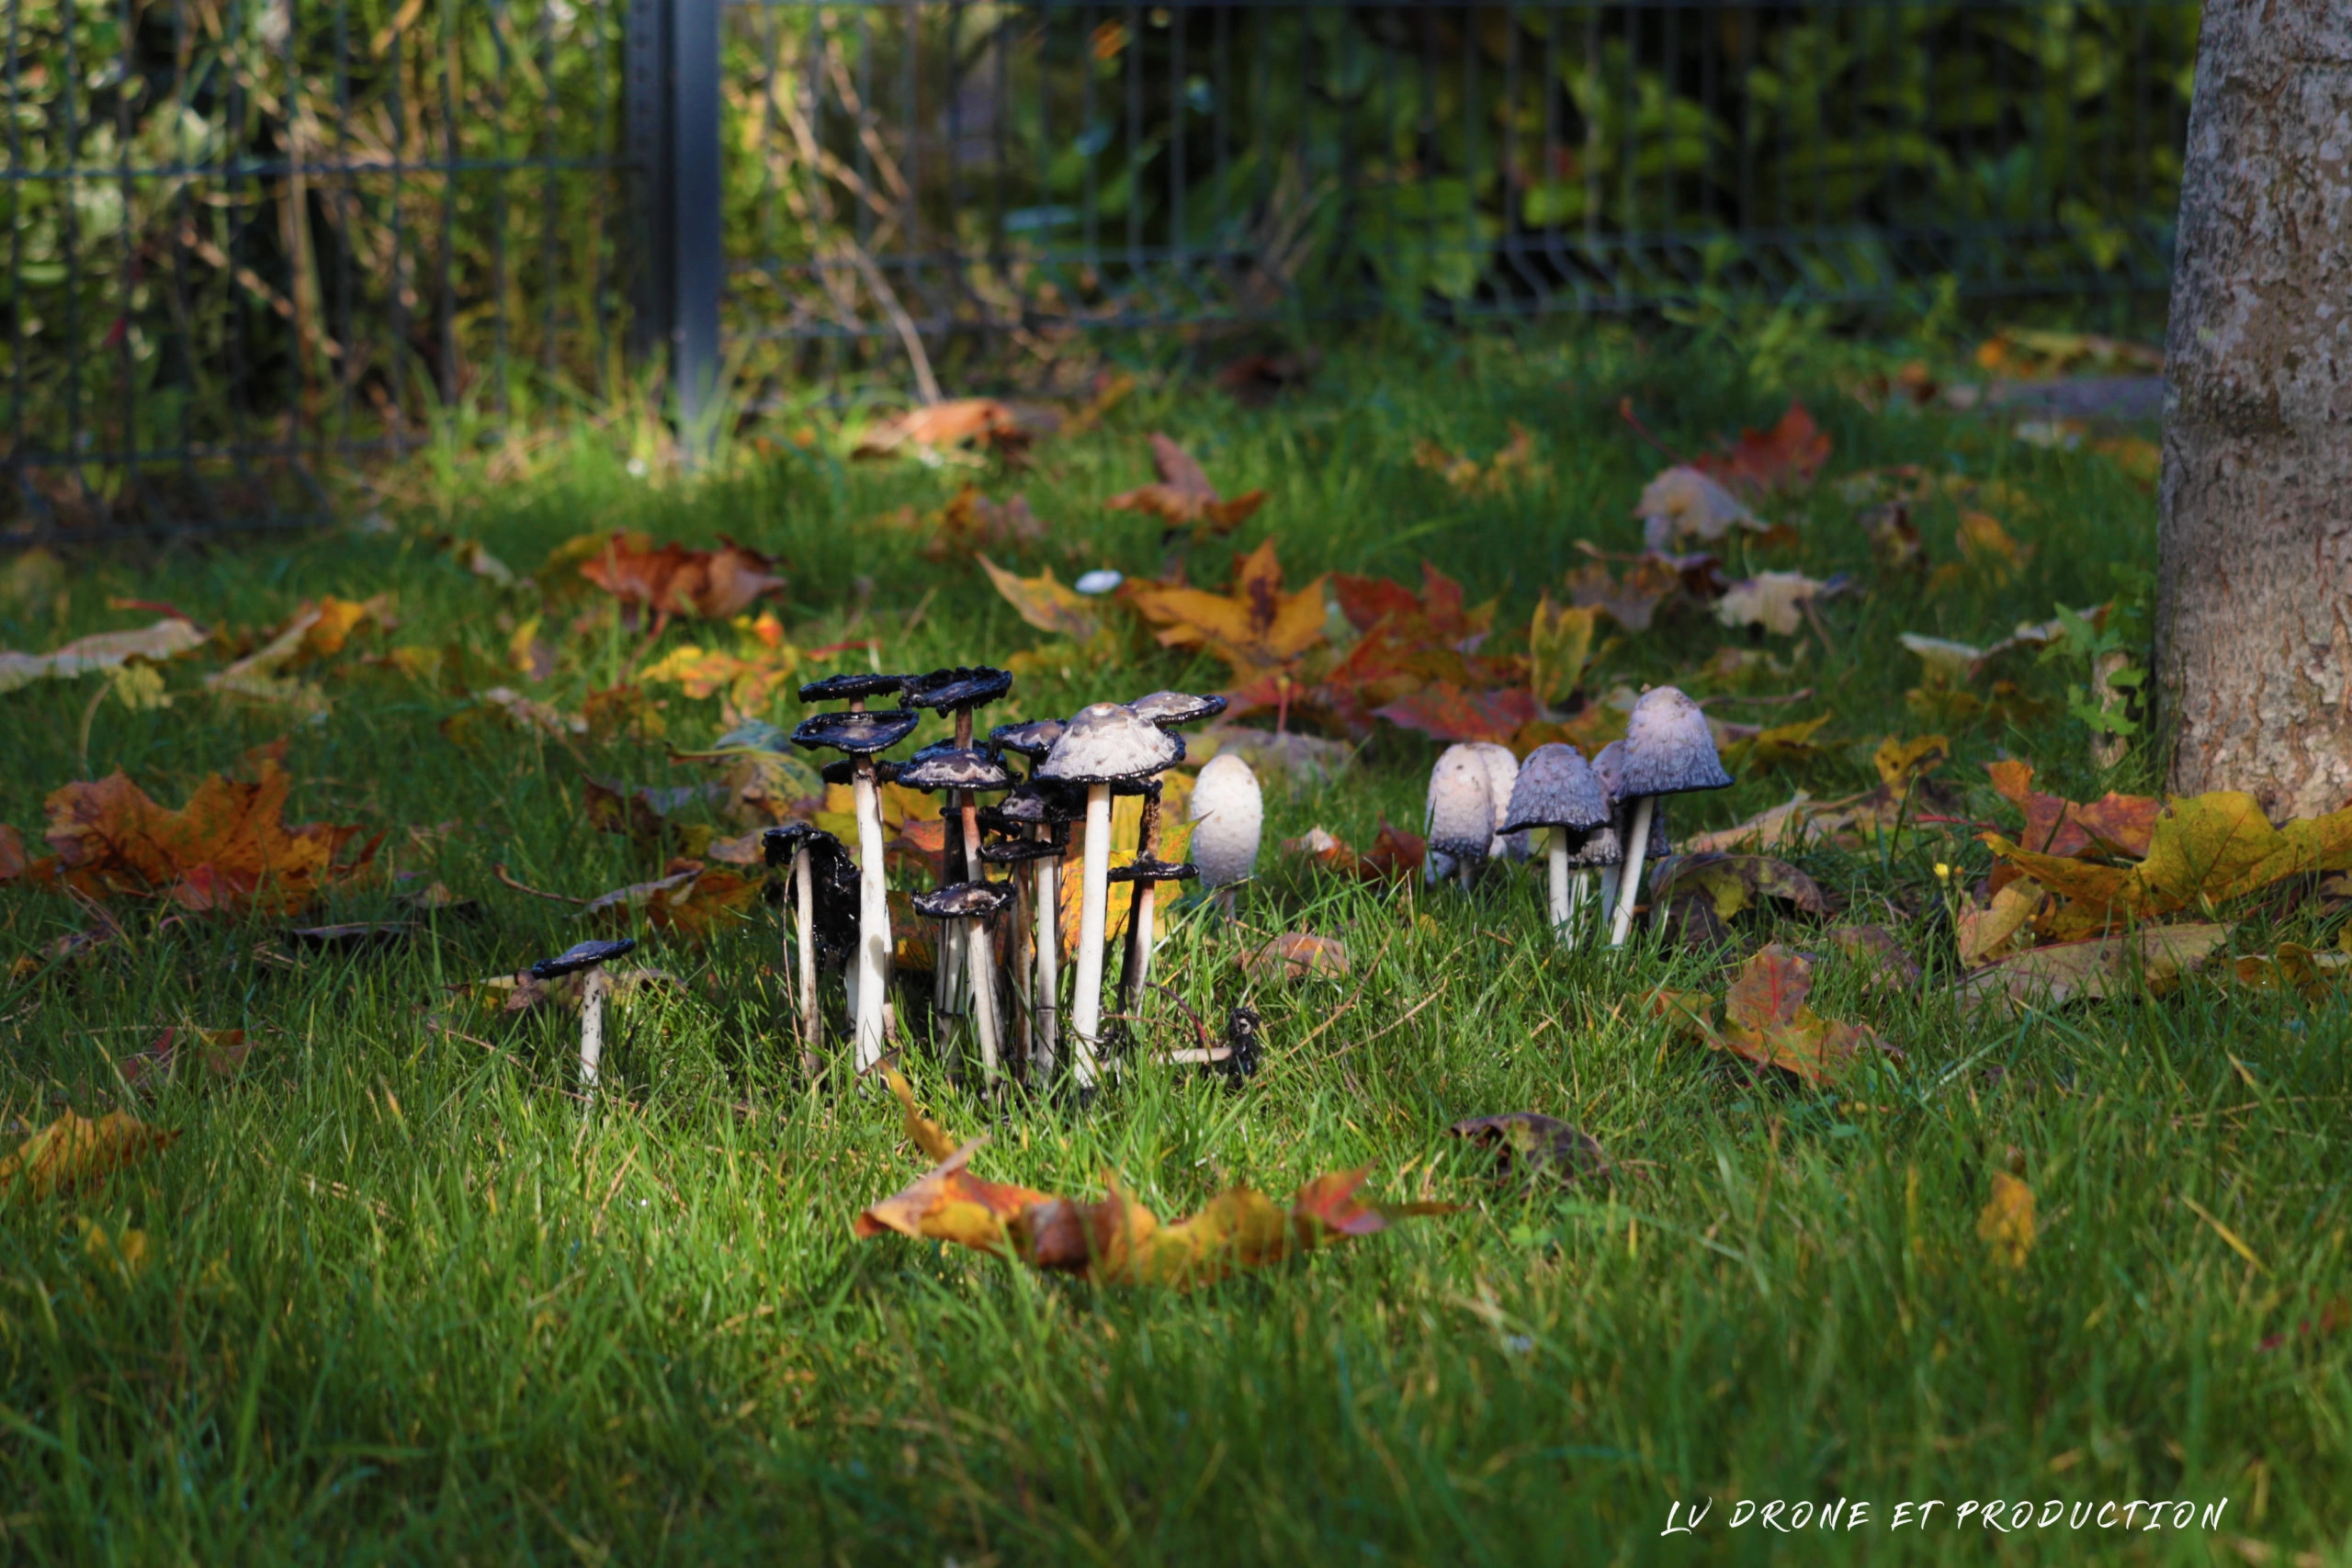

{"left": 1694, "top": 400, "right": 1832, "bottom": 494}
{"left": 1984, "top": 760, "right": 2158, "bottom": 860}
{"left": 1703, "top": 944, "right": 1894, "bottom": 1087}
{"left": 1122, "top": 539, "right": 1327, "bottom": 680}
{"left": 576, "top": 534, "right": 785, "bottom": 624}
{"left": 1105, "top": 433, "right": 1267, "bottom": 533}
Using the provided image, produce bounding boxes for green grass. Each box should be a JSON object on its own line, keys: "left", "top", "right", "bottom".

{"left": 3, "top": 326, "right": 2347, "bottom": 1564}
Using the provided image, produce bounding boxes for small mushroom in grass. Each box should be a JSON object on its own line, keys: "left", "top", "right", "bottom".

{"left": 1037, "top": 704, "right": 1180, "bottom": 1089}
{"left": 1603, "top": 686, "right": 1733, "bottom": 949}
{"left": 903, "top": 668, "right": 1013, "bottom": 1025}
{"left": 1500, "top": 744, "right": 1614, "bottom": 947}
{"left": 910, "top": 877, "right": 1015, "bottom": 1050}
{"left": 1186, "top": 753, "right": 1262, "bottom": 912}
{"left": 1466, "top": 741, "right": 1527, "bottom": 861}
{"left": 897, "top": 741, "right": 1017, "bottom": 1082}
{"left": 530, "top": 937, "right": 638, "bottom": 1098}
{"left": 1590, "top": 739, "right": 1669, "bottom": 929}
{"left": 980, "top": 775, "right": 1080, "bottom": 1077}
{"left": 1120, "top": 690, "right": 1227, "bottom": 1012}
{"left": 791, "top": 682, "right": 916, "bottom": 1068}
{"left": 1110, "top": 855, "right": 1199, "bottom": 1017}
{"left": 1424, "top": 744, "right": 1496, "bottom": 889}
{"left": 762, "top": 823, "right": 855, "bottom": 1068}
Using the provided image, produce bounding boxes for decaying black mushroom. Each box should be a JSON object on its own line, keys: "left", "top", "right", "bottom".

{"left": 795, "top": 688, "right": 919, "bottom": 1068}
{"left": 528, "top": 936, "right": 639, "bottom": 1098}
{"left": 530, "top": 937, "right": 638, "bottom": 980}
{"left": 791, "top": 708, "right": 921, "bottom": 756}
{"left": 899, "top": 665, "right": 1014, "bottom": 716}
{"left": 797, "top": 671, "right": 912, "bottom": 705}
{"left": 911, "top": 880, "right": 1015, "bottom": 920}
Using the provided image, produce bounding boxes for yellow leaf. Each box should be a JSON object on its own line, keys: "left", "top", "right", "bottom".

{"left": 1715, "top": 572, "right": 1833, "bottom": 636}
{"left": 0, "top": 617, "right": 208, "bottom": 694}
{"left": 2, "top": 1111, "right": 179, "bottom": 1202}
{"left": 1977, "top": 1172, "right": 2035, "bottom": 1270}
{"left": 978, "top": 556, "right": 1102, "bottom": 641}
{"left": 1528, "top": 595, "right": 1598, "bottom": 707}
{"left": 1122, "top": 540, "right": 1328, "bottom": 679}
{"left": 1873, "top": 734, "right": 1950, "bottom": 789}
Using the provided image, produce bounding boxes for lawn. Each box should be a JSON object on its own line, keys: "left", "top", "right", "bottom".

{"left": 1, "top": 326, "right": 2346, "bottom": 1564}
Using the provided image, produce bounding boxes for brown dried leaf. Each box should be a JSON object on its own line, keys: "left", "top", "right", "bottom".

{"left": 2, "top": 1111, "right": 178, "bottom": 1202}
{"left": 1105, "top": 433, "right": 1266, "bottom": 533}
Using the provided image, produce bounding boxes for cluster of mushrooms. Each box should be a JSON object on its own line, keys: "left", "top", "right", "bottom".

{"left": 759, "top": 667, "right": 1266, "bottom": 1090}
{"left": 1422, "top": 685, "right": 1731, "bottom": 946}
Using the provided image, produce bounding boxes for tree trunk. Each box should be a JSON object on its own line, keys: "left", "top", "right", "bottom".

{"left": 2155, "top": 2, "right": 2352, "bottom": 821}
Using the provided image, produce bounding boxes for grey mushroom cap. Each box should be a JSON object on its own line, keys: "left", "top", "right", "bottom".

{"left": 1499, "top": 743, "right": 1611, "bottom": 835}
{"left": 1106, "top": 857, "right": 1198, "bottom": 886}
{"left": 1562, "top": 822, "right": 1625, "bottom": 869}
{"left": 760, "top": 822, "right": 842, "bottom": 867}
{"left": 1036, "top": 702, "right": 1181, "bottom": 785}
{"left": 791, "top": 708, "right": 920, "bottom": 756}
{"left": 531, "top": 937, "right": 638, "bottom": 980}
{"left": 1616, "top": 686, "right": 1734, "bottom": 796}
{"left": 1128, "top": 690, "right": 1229, "bottom": 729}
{"left": 1424, "top": 744, "right": 1496, "bottom": 862}
{"left": 911, "top": 881, "right": 1015, "bottom": 919}
{"left": 980, "top": 782, "right": 1084, "bottom": 829}
{"left": 896, "top": 743, "right": 1014, "bottom": 794}
{"left": 978, "top": 838, "right": 1064, "bottom": 865}
{"left": 988, "top": 717, "right": 1065, "bottom": 761}
{"left": 899, "top": 665, "right": 1013, "bottom": 714}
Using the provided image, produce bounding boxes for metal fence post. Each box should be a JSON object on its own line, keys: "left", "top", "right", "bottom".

{"left": 625, "top": 0, "right": 722, "bottom": 459}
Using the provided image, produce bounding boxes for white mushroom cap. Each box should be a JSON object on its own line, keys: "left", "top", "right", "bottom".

{"left": 1186, "top": 753, "right": 1263, "bottom": 889}
{"left": 1424, "top": 744, "right": 1495, "bottom": 877}
{"left": 1618, "top": 685, "right": 1734, "bottom": 797}
{"left": 1037, "top": 702, "right": 1181, "bottom": 784}
{"left": 1467, "top": 741, "right": 1526, "bottom": 860}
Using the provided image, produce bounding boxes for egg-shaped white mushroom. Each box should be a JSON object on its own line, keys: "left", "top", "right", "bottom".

{"left": 1467, "top": 741, "right": 1526, "bottom": 860}
{"left": 1424, "top": 744, "right": 1495, "bottom": 889}
{"left": 1187, "top": 753, "right": 1262, "bottom": 892}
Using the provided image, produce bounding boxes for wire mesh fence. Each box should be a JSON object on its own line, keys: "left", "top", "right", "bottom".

{"left": 5, "top": 0, "right": 2200, "bottom": 538}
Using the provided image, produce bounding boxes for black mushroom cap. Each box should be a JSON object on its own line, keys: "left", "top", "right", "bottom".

{"left": 1562, "top": 823, "right": 1624, "bottom": 869}
{"left": 1499, "top": 743, "right": 1613, "bottom": 835}
{"left": 895, "top": 743, "right": 1015, "bottom": 794}
{"left": 819, "top": 757, "right": 902, "bottom": 786}
{"left": 531, "top": 937, "right": 638, "bottom": 980}
{"left": 911, "top": 881, "right": 1015, "bottom": 919}
{"left": 1615, "top": 686, "right": 1735, "bottom": 796}
{"left": 791, "top": 708, "right": 920, "bottom": 756}
{"left": 988, "top": 716, "right": 1065, "bottom": 761}
{"left": 759, "top": 829, "right": 861, "bottom": 965}
{"left": 1128, "top": 690, "right": 1229, "bottom": 729}
{"left": 982, "top": 782, "right": 1085, "bottom": 827}
{"left": 760, "top": 821, "right": 842, "bottom": 868}
{"left": 1107, "top": 857, "right": 1199, "bottom": 886}
{"left": 979, "top": 838, "right": 1065, "bottom": 865}
{"left": 797, "top": 671, "right": 912, "bottom": 705}
{"left": 1036, "top": 702, "right": 1181, "bottom": 785}
{"left": 899, "top": 665, "right": 1013, "bottom": 714}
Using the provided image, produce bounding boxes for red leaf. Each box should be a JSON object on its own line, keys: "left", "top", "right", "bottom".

{"left": 1694, "top": 400, "right": 1833, "bottom": 494}
{"left": 1373, "top": 683, "right": 1539, "bottom": 745}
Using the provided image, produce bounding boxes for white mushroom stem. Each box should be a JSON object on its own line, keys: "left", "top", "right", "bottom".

{"left": 1608, "top": 796, "right": 1656, "bottom": 949}
{"left": 1069, "top": 783, "right": 1113, "bottom": 1087}
{"left": 851, "top": 760, "right": 890, "bottom": 1068}
{"left": 1127, "top": 880, "right": 1159, "bottom": 1005}
{"left": 1598, "top": 862, "right": 1623, "bottom": 929}
{"left": 1033, "top": 833, "right": 1059, "bottom": 1079}
{"left": 793, "top": 845, "right": 819, "bottom": 1064}
{"left": 578, "top": 965, "right": 607, "bottom": 1097}
{"left": 1547, "top": 828, "right": 1574, "bottom": 944}
{"left": 960, "top": 799, "right": 1001, "bottom": 1085}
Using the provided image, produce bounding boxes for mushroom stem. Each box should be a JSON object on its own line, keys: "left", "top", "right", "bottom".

{"left": 1069, "top": 783, "right": 1113, "bottom": 1088}
{"left": 1119, "top": 784, "right": 1163, "bottom": 1013}
{"left": 959, "top": 799, "right": 1001, "bottom": 1085}
{"left": 793, "top": 844, "right": 820, "bottom": 1072}
{"left": 1547, "top": 828, "right": 1575, "bottom": 945}
{"left": 933, "top": 808, "right": 965, "bottom": 1019}
{"left": 1033, "top": 830, "right": 1059, "bottom": 1079}
{"left": 1608, "top": 796, "right": 1656, "bottom": 949}
{"left": 578, "top": 965, "right": 607, "bottom": 1096}
{"left": 851, "top": 759, "right": 891, "bottom": 1068}
{"left": 1011, "top": 864, "right": 1035, "bottom": 1074}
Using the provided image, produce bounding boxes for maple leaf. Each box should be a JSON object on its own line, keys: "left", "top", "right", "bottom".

{"left": 851, "top": 398, "right": 1035, "bottom": 462}
{"left": 11, "top": 760, "right": 379, "bottom": 915}
{"left": 1715, "top": 571, "right": 1841, "bottom": 637}
{"left": 1647, "top": 854, "right": 1830, "bottom": 921}
{"left": 2, "top": 1110, "right": 178, "bottom": 1202}
{"left": 923, "top": 485, "right": 1046, "bottom": 562}
{"left": 580, "top": 856, "right": 761, "bottom": 937}
{"left": 1953, "top": 922, "right": 2231, "bottom": 1013}
{"left": 575, "top": 534, "right": 785, "bottom": 625}
{"left": 1562, "top": 555, "right": 1689, "bottom": 631}
{"left": 1693, "top": 400, "right": 1833, "bottom": 494}
{"left": 1123, "top": 539, "right": 1328, "bottom": 680}
{"left": 1105, "top": 433, "right": 1267, "bottom": 533}
{"left": 1706, "top": 944, "right": 1894, "bottom": 1087}
{"left": 1984, "top": 760, "right": 2157, "bottom": 860}
{"left": 1977, "top": 1173, "right": 2037, "bottom": 1272}
{"left": 1372, "top": 683, "right": 1540, "bottom": 746}
{"left": 1528, "top": 597, "right": 1600, "bottom": 708}
{"left": 978, "top": 555, "right": 1104, "bottom": 642}
{"left": 0, "top": 617, "right": 208, "bottom": 694}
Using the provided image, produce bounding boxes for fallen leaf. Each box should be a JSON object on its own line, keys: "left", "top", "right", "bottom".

{"left": 1957, "top": 879, "right": 2042, "bottom": 967}
{"left": 639, "top": 640, "right": 800, "bottom": 714}
{"left": 1708, "top": 943, "right": 1893, "bottom": 1087}
{"left": 1873, "top": 734, "right": 1950, "bottom": 789}
{"left": 582, "top": 682, "right": 667, "bottom": 743}
{"left": 1716, "top": 571, "right": 1838, "bottom": 636}
{"left": 1977, "top": 1172, "right": 2037, "bottom": 1271}
{"left": 978, "top": 555, "right": 1104, "bottom": 642}
{"left": 1646, "top": 854, "right": 1831, "bottom": 920}
{"left": 0, "top": 617, "right": 208, "bottom": 694}
{"left": 1413, "top": 423, "right": 1545, "bottom": 494}
{"left": 1562, "top": 556, "right": 1687, "bottom": 632}
{"left": 1956, "top": 511, "right": 2032, "bottom": 581}
{"left": 852, "top": 398, "right": 1032, "bottom": 461}
{"left": 1528, "top": 597, "right": 1600, "bottom": 708}
{"left": 1372, "top": 683, "right": 1540, "bottom": 746}
{"left": 119, "top": 1025, "right": 252, "bottom": 1087}
{"left": 576, "top": 534, "right": 785, "bottom": 623}
{"left": 1694, "top": 400, "right": 1832, "bottom": 494}
{"left": 1123, "top": 540, "right": 1327, "bottom": 681}
{"left": 1447, "top": 1113, "right": 1610, "bottom": 1190}
{"left": 1830, "top": 924, "right": 1923, "bottom": 991}
{"left": 1634, "top": 467, "right": 1765, "bottom": 551}
{"left": 1723, "top": 715, "right": 1833, "bottom": 774}
{"left": 1105, "top": 433, "right": 1266, "bottom": 533}
{"left": 580, "top": 857, "right": 761, "bottom": 937}
{"left": 1953, "top": 922, "right": 2231, "bottom": 1013}
{"left": 1282, "top": 822, "right": 1424, "bottom": 883}
{"left": 1, "top": 1110, "right": 178, "bottom": 1201}
{"left": 1240, "top": 931, "right": 1351, "bottom": 981}
{"left": 2232, "top": 942, "right": 2352, "bottom": 1003}
{"left": 923, "top": 485, "right": 1046, "bottom": 561}
{"left": 1984, "top": 760, "right": 2158, "bottom": 860}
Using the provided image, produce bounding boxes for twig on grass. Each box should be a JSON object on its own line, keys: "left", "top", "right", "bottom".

{"left": 493, "top": 863, "right": 586, "bottom": 905}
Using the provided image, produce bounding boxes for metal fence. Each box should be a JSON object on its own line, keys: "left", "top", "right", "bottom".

{"left": 5, "top": 0, "right": 2200, "bottom": 538}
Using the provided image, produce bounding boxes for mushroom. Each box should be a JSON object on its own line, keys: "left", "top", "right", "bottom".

{"left": 1186, "top": 752, "right": 1262, "bottom": 913}
{"left": 896, "top": 741, "right": 1017, "bottom": 1082}
{"left": 530, "top": 937, "right": 638, "bottom": 1100}
{"left": 1499, "top": 744, "right": 1613, "bottom": 946}
{"left": 1603, "top": 686, "right": 1732, "bottom": 949}
{"left": 1424, "top": 744, "right": 1496, "bottom": 890}
{"left": 1589, "top": 739, "right": 1667, "bottom": 928}
{"left": 901, "top": 668, "right": 1013, "bottom": 1019}
{"left": 762, "top": 822, "right": 856, "bottom": 1071}
{"left": 988, "top": 717, "right": 1070, "bottom": 1074}
{"left": 979, "top": 774, "right": 1080, "bottom": 1078}
{"left": 790, "top": 685, "right": 917, "bottom": 1068}
{"left": 1120, "top": 691, "right": 1227, "bottom": 1011}
{"left": 1036, "top": 703, "right": 1180, "bottom": 1089}
{"left": 910, "top": 878, "right": 1016, "bottom": 1074}
{"left": 1466, "top": 741, "right": 1527, "bottom": 861}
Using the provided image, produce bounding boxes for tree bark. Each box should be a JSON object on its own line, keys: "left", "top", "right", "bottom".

{"left": 2156, "top": 1, "right": 2352, "bottom": 821}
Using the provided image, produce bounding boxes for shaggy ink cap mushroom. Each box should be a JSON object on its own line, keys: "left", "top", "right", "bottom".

{"left": 1500, "top": 744, "right": 1612, "bottom": 837}
{"left": 531, "top": 937, "right": 637, "bottom": 980}
{"left": 895, "top": 743, "right": 1014, "bottom": 794}
{"left": 791, "top": 707, "right": 920, "bottom": 755}
{"left": 911, "top": 881, "right": 1015, "bottom": 920}
{"left": 1424, "top": 745, "right": 1497, "bottom": 863}
{"left": 978, "top": 783, "right": 1081, "bottom": 830}
{"left": 1037, "top": 703, "right": 1181, "bottom": 784}
{"left": 988, "top": 717, "right": 1065, "bottom": 761}
{"left": 1591, "top": 740, "right": 1670, "bottom": 856}
{"left": 1108, "top": 858, "right": 1198, "bottom": 886}
{"left": 760, "top": 825, "right": 860, "bottom": 965}
{"left": 979, "top": 838, "right": 1065, "bottom": 865}
{"left": 1127, "top": 690, "right": 1229, "bottom": 729}
{"left": 797, "top": 671, "right": 911, "bottom": 705}
{"left": 1617, "top": 686, "right": 1734, "bottom": 797}
{"left": 1564, "top": 823, "right": 1624, "bottom": 869}
{"left": 819, "top": 757, "right": 902, "bottom": 786}
{"left": 899, "top": 666, "right": 1013, "bottom": 714}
